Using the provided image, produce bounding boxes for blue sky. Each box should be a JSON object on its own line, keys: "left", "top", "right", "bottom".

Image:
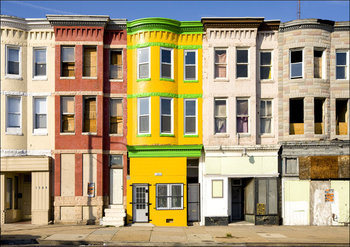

{"left": 1, "top": 1, "right": 349, "bottom": 22}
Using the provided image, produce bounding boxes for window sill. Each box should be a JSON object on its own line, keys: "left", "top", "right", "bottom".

{"left": 260, "top": 134, "right": 275, "bottom": 138}
{"left": 60, "top": 132, "right": 75, "bottom": 135}
{"left": 335, "top": 78, "right": 349, "bottom": 81}
{"left": 5, "top": 75, "right": 22, "bottom": 80}
{"left": 160, "top": 78, "right": 175, "bottom": 82}
{"left": 313, "top": 78, "right": 327, "bottom": 82}
{"left": 214, "top": 78, "right": 229, "bottom": 82}
{"left": 82, "top": 77, "right": 97, "bottom": 80}
{"left": 109, "top": 133, "right": 123, "bottom": 137}
{"left": 82, "top": 132, "right": 97, "bottom": 135}
{"left": 156, "top": 208, "right": 184, "bottom": 211}
{"left": 33, "top": 130, "right": 48, "bottom": 136}
{"left": 160, "top": 133, "right": 174, "bottom": 137}
{"left": 60, "top": 77, "right": 75, "bottom": 80}
{"left": 136, "top": 78, "right": 151, "bottom": 82}
{"left": 32, "top": 76, "right": 48, "bottom": 81}
{"left": 137, "top": 134, "right": 151, "bottom": 137}
{"left": 184, "top": 80, "right": 198, "bottom": 83}
{"left": 235, "top": 77, "right": 250, "bottom": 81}
{"left": 237, "top": 133, "right": 251, "bottom": 137}
{"left": 184, "top": 134, "right": 199, "bottom": 138}
{"left": 6, "top": 129, "right": 23, "bottom": 136}
{"left": 289, "top": 77, "right": 303, "bottom": 81}
{"left": 213, "top": 133, "right": 230, "bottom": 138}
{"left": 260, "top": 79, "right": 275, "bottom": 84}
{"left": 109, "top": 79, "right": 123, "bottom": 82}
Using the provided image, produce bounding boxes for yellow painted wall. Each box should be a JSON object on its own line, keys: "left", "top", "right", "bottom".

{"left": 126, "top": 157, "right": 187, "bottom": 226}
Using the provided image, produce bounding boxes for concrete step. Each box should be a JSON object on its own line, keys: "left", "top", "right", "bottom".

{"left": 108, "top": 204, "right": 124, "bottom": 209}
{"left": 102, "top": 216, "right": 125, "bottom": 221}
{"left": 105, "top": 212, "right": 126, "bottom": 218}
{"left": 105, "top": 208, "right": 125, "bottom": 213}
{"left": 100, "top": 219, "right": 124, "bottom": 227}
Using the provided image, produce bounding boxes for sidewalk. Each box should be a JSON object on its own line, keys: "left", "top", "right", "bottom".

{"left": 1, "top": 223, "right": 349, "bottom": 246}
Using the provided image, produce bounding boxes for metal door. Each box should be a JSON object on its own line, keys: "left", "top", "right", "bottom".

{"left": 132, "top": 184, "right": 149, "bottom": 222}
{"left": 187, "top": 183, "right": 200, "bottom": 222}
{"left": 110, "top": 169, "right": 123, "bottom": 205}
{"left": 231, "top": 186, "right": 242, "bottom": 220}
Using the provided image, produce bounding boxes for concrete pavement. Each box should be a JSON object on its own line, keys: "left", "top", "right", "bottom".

{"left": 1, "top": 223, "right": 349, "bottom": 246}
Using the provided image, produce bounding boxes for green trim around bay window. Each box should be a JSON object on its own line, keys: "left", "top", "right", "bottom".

{"left": 127, "top": 92, "right": 202, "bottom": 99}
{"left": 136, "top": 78, "right": 151, "bottom": 82}
{"left": 160, "top": 78, "right": 175, "bottom": 82}
{"left": 184, "top": 80, "right": 199, "bottom": 83}
{"left": 127, "top": 144, "right": 203, "bottom": 157}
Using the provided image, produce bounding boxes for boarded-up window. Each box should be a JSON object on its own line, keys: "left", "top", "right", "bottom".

{"left": 314, "top": 98, "right": 325, "bottom": 134}
{"left": 110, "top": 50, "right": 122, "bottom": 79}
{"left": 110, "top": 98, "right": 123, "bottom": 134}
{"left": 61, "top": 47, "right": 75, "bottom": 77}
{"left": 61, "top": 96, "right": 75, "bottom": 133}
{"left": 289, "top": 98, "right": 304, "bottom": 135}
{"left": 336, "top": 99, "right": 348, "bottom": 135}
{"left": 61, "top": 154, "right": 75, "bottom": 196}
{"left": 314, "top": 49, "right": 323, "bottom": 79}
{"left": 83, "top": 154, "right": 97, "bottom": 197}
{"left": 83, "top": 46, "right": 97, "bottom": 77}
{"left": 83, "top": 97, "right": 97, "bottom": 133}
{"left": 256, "top": 178, "right": 277, "bottom": 215}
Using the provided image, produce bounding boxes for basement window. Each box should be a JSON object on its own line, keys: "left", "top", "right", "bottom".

{"left": 83, "top": 46, "right": 97, "bottom": 77}
{"left": 289, "top": 98, "right": 304, "bottom": 135}
{"left": 290, "top": 49, "right": 303, "bottom": 79}
{"left": 61, "top": 46, "right": 75, "bottom": 77}
{"left": 314, "top": 49, "right": 324, "bottom": 79}
{"left": 314, "top": 98, "right": 325, "bottom": 134}
{"left": 83, "top": 97, "right": 97, "bottom": 133}
{"left": 336, "top": 99, "right": 348, "bottom": 135}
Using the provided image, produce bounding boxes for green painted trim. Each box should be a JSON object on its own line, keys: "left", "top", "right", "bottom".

{"left": 184, "top": 135, "right": 199, "bottom": 138}
{"left": 160, "top": 78, "right": 175, "bottom": 82}
{"left": 127, "top": 144, "right": 203, "bottom": 158}
{"left": 160, "top": 134, "right": 175, "bottom": 137}
{"left": 184, "top": 80, "right": 199, "bottom": 83}
{"left": 127, "top": 92, "right": 202, "bottom": 99}
{"left": 127, "top": 18, "right": 203, "bottom": 35}
{"left": 136, "top": 78, "right": 151, "bottom": 82}
{"left": 136, "top": 134, "right": 151, "bottom": 137}
{"left": 127, "top": 43, "right": 202, "bottom": 50}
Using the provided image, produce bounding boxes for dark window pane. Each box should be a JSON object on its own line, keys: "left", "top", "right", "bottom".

{"left": 237, "top": 100, "right": 248, "bottom": 115}
{"left": 237, "top": 64, "right": 248, "bottom": 78}
{"left": 162, "top": 49, "right": 171, "bottom": 63}
{"left": 237, "top": 117, "right": 248, "bottom": 133}
{"left": 186, "top": 117, "right": 196, "bottom": 133}
{"left": 215, "top": 50, "right": 226, "bottom": 63}
{"left": 161, "top": 116, "right": 171, "bottom": 132}
{"left": 185, "top": 101, "right": 196, "bottom": 116}
{"left": 336, "top": 52, "right": 346, "bottom": 65}
{"left": 185, "top": 51, "right": 195, "bottom": 64}
{"left": 110, "top": 65, "right": 122, "bottom": 79}
{"left": 8, "top": 48, "right": 19, "bottom": 62}
{"left": 139, "top": 116, "right": 149, "bottom": 133}
{"left": 185, "top": 66, "right": 196, "bottom": 80}
{"left": 62, "top": 47, "right": 74, "bottom": 62}
{"left": 291, "top": 63, "right": 302, "bottom": 78}
{"left": 215, "top": 118, "right": 226, "bottom": 133}
{"left": 260, "top": 118, "right": 271, "bottom": 134}
{"left": 35, "top": 64, "right": 46, "bottom": 76}
{"left": 237, "top": 50, "right": 248, "bottom": 63}
{"left": 161, "top": 64, "right": 171, "bottom": 78}
{"left": 35, "top": 49, "right": 46, "bottom": 63}
{"left": 161, "top": 99, "right": 171, "bottom": 115}
{"left": 260, "top": 52, "right": 271, "bottom": 65}
{"left": 157, "top": 197, "right": 167, "bottom": 208}
{"left": 36, "top": 114, "right": 47, "bottom": 128}
{"left": 291, "top": 50, "right": 302, "bottom": 63}
{"left": 8, "top": 61, "right": 19, "bottom": 75}
{"left": 260, "top": 67, "right": 271, "bottom": 80}
{"left": 172, "top": 197, "right": 181, "bottom": 208}
{"left": 336, "top": 67, "right": 345, "bottom": 79}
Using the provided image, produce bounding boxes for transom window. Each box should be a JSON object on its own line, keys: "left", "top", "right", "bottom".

{"left": 237, "top": 99, "right": 249, "bottom": 133}
{"left": 160, "top": 98, "right": 173, "bottom": 134}
{"left": 156, "top": 184, "right": 183, "bottom": 210}
{"left": 237, "top": 49, "right": 248, "bottom": 78}
{"left": 184, "top": 50, "right": 197, "bottom": 80}
{"left": 138, "top": 97, "right": 150, "bottom": 134}
{"left": 137, "top": 47, "right": 150, "bottom": 79}
{"left": 184, "top": 99, "right": 197, "bottom": 135}
{"left": 160, "top": 48, "right": 173, "bottom": 79}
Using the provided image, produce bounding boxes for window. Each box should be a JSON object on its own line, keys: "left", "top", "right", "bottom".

{"left": 83, "top": 46, "right": 97, "bottom": 77}
{"left": 6, "top": 46, "right": 20, "bottom": 76}
{"left": 34, "top": 97, "right": 47, "bottom": 134}
{"left": 260, "top": 51, "right": 272, "bottom": 80}
{"left": 184, "top": 50, "right": 197, "bottom": 80}
{"left": 110, "top": 50, "right": 122, "bottom": 80}
{"left": 7, "top": 96, "right": 21, "bottom": 133}
{"left": 110, "top": 154, "right": 123, "bottom": 167}
{"left": 61, "top": 96, "right": 75, "bottom": 133}
{"left": 160, "top": 48, "right": 173, "bottom": 79}
{"left": 290, "top": 49, "right": 303, "bottom": 79}
{"left": 214, "top": 98, "right": 227, "bottom": 133}
{"left": 83, "top": 97, "right": 97, "bottom": 133}
{"left": 289, "top": 98, "right": 304, "bottom": 135}
{"left": 314, "top": 98, "right": 325, "bottom": 134}
{"left": 237, "top": 49, "right": 248, "bottom": 78}
{"left": 284, "top": 158, "right": 298, "bottom": 175}
{"left": 137, "top": 47, "right": 150, "bottom": 79}
{"left": 110, "top": 98, "right": 123, "bottom": 134}
{"left": 256, "top": 178, "right": 278, "bottom": 215}
{"left": 160, "top": 98, "right": 173, "bottom": 134}
{"left": 336, "top": 50, "right": 348, "bottom": 79}
{"left": 336, "top": 99, "right": 348, "bottom": 135}
{"left": 184, "top": 99, "right": 197, "bottom": 135}
{"left": 237, "top": 99, "right": 249, "bottom": 133}
{"left": 212, "top": 180, "right": 223, "bottom": 198}
{"left": 138, "top": 97, "right": 150, "bottom": 134}
{"left": 314, "top": 49, "right": 324, "bottom": 79}
{"left": 260, "top": 100, "right": 272, "bottom": 134}
{"left": 61, "top": 46, "right": 75, "bottom": 77}
{"left": 33, "top": 48, "right": 46, "bottom": 77}
{"left": 156, "top": 184, "right": 183, "bottom": 210}
{"left": 214, "top": 49, "right": 227, "bottom": 79}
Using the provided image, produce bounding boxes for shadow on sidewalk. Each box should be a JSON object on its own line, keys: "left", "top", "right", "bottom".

{"left": 0, "top": 234, "right": 40, "bottom": 245}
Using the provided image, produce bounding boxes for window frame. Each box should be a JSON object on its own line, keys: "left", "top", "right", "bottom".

{"left": 236, "top": 98, "right": 250, "bottom": 134}
{"left": 6, "top": 95, "right": 22, "bottom": 135}
{"left": 214, "top": 48, "right": 227, "bottom": 79}
{"left": 184, "top": 98, "right": 198, "bottom": 135}
{"left": 137, "top": 97, "right": 151, "bottom": 135}
{"left": 184, "top": 49, "right": 197, "bottom": 81}
{"left": 214, "top": 98, "right": 228, "bottom": 134}
{"left": 156, "top": 183, "right": 184, "bottom": 210}
{"left": 61, "top": 46, "right": 75, "bottom": 78}
{"left": 137, "top": 47, "right": 150, "bottom": 80}
{"left": 109, "top": 49, "right": 123, "bottom": 81}
{"left": 60, "top": 96, "right": 75, "bottom": 133}
{"left": 313, "top": 48, "right": 325, "bottom": 79}
{"left": 6, "top": 45, "right": 22, "bottom": 79}
{"left": 335, "top": 98, "right": 349, "bottom": 136}
{"left": 260, "top": 99, "right": 273, "bottom": 135}
{"left": 110, "top": 98, "right": 123, "bottom": 135}
{"left": 33, "top": 97, "right": 48, "bottom": 135}
{"left": 290, "top": 48, "right": 304, "bottom": 79}
{"left": 236, "top": 48, "right": 249, "bottom": 79}
{"left": 336, "top": 50, "right": 349, "bottom": 80}
{"left": 160, "top": 47, "right": 173, "bottom": 79}
{"left": 160, "top": 97, "right": 174, "bottom": 135}
{"left": 289, "top": 98, "right": 304, "bottom": 135}
{"left": 33, "top": 47, "right": 47, "bottom": 80}
{"left": 82, "top": 45, "right": 97, "bottom": 78}
{"left": 259, "top": 50, "right": 273, "bottom": 81}
{"left": 82, "top": 96, "right": 97, "bottom": 133}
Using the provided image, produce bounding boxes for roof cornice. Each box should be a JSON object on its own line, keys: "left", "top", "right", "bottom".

{"left": 46, "top": 15, "right": 110, "bottom": 27}
{"left": 279, "top": 18, "right": 335, "bottom": 32}
{"left": 0, "top": 15, "right": 51, "bottom": 30}
{"left": 201, "top": 17, "right": 271, "bottom": 31}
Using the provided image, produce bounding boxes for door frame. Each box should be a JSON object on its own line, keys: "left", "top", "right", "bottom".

{"left": 231, "top": 178, "right": 243, "bottom": 222}
{"left": 132, "top": 183, "right": 149, "bottom": 223}
{"left": 110, "top": 168, "right": 123, "bottom": 205}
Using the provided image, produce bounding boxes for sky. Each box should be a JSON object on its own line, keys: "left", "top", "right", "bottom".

{"left": 1, "top": 1, "right": 349, "bottom": 23}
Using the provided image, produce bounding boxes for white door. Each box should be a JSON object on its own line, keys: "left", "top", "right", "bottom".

{"left": 110, "top": 169, "right": 123, "bottom": 205}
{"left": 133, "top": 185, "right": 149, "bottom": 222}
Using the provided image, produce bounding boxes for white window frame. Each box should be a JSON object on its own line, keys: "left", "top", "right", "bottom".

{"left": 214, "top": 98, "right": 228, "bottom": 134}
{"left": 137, "top": 97, "right": 151, "bottom": 135}
{"left": 259, "top": 50, "right": 273, "bottom": 81}
{"left": 214, "top": 48, "right": 227, "bottom": 79}
{"left": 160, "top": 47, "right": 173, "bottom": 79}
{"left": 260, "top": 99, "right": 273, "bottom": 135}
{"left": 290, "top": 48, "right": 304, "bottom": 79}
{"left": 137, "top": 47, "right": 150, "bottom": 80}
{"left": 336, "top": 50, "right": 349, "bottom": 80}
{"left": 236, "top": 48, "right": 249, "bottom": 79}
{"left": 184, "top": 50, "right": 197, "bottom": 81}
{"left": 236, "top": 98, "right": 250, "bottom": 134}
{"left": 6, "top": 95, "right": 22, "bottom": 135}
{"left": 156, "top": 183, "right": 184, "bottom": 210}
{"left": 33, "top": 97, "right": 48, "bottom": 135}
{"left": 184, "top": 99, "right": 198, "bottom": 135}
{"left": 33, "top": 47, "right": 47, "bottom": 80}
{"left": 5, "top": 45, "right": 22, "bottom": 79}
{"left": 160, "top": 97, "right": 173, "bottom": 134}
{"left": 109, "top": 49, "right": 123, "bottom": 81}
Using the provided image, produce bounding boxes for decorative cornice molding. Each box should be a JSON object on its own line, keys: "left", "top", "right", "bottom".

{"left": 279, "top": 19, "right": 336, "bottom": 33}
{"left": 46, "top": 15, "right": 110, "bottom": 27}
{"left": 1, "top": 15, "right": 52, "bottom": 30}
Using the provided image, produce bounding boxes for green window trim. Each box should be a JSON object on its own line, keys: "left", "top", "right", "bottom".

{"left": 183, "top": 134, "right": 199, "bottom": 138}
{"left": 127, "top": 92, "right": 202, "bottom": 99}
{"left": 160, "top": 78, "right": 175, "bottom": 82}
{"left": 136, "top": 134, "right": 152, "bottom": 137}
{"left": 184, "top": 80, "right": 199, "bottom": 83}
{"left": 160, "top": 134, "right": 175, "bottom": 137}
{"left": 127, "top": 144, "right": 203, "bottom": 158}
{"left": 136, "top": 78, "right": 151, "bottom": 82}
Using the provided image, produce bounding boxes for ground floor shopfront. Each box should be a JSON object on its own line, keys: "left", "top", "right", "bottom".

{"left": 201, "top": 146, "right": 281, "bottom": 226}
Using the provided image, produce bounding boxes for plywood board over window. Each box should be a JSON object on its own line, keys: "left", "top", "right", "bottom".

{"left": 110, "top": 98, "right": 123, "bottom": 134}
{"left": 83, "top": 47, "right": 97, "bottom": 77}
{"left": 61, "top": 96, "right": 75, "bottom": 133}
{"left": 84, "top": 97, "right": 97, "bottom": 133}
{"left": 110, "top": 50, "right": 122, "bottom": 79}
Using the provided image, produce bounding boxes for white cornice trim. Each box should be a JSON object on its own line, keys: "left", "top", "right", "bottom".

{"left": 1, "top": 91, "right": 52, "bottom": 96}
{"left": 1, "top": 149, "right": 52, "bottom": 157}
